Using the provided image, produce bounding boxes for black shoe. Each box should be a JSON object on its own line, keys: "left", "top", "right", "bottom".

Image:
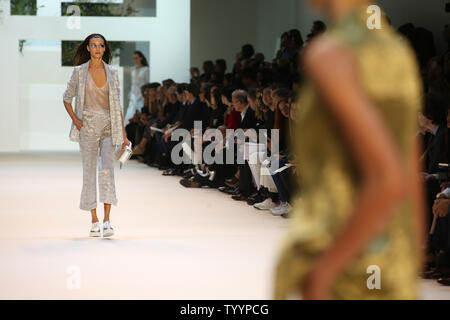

{"left": 438, "top": 277, "right": 450, "bottom": 286}
{"left": 225, "top": 187, "right": 239, "bottom": 195}
{"left": 422, "top": 268, "right": 440, "bottom": 279}
{"left": 148, "top": 162, "right": 159, "bottom": 168}
{"left": 246, "top": 191, "right": 265, "bottom": 205}
{"left": 232, "top": 193, "right": 248, "bottom": 201}
{"left": 218, "top": 185, "right": 229, "bottom": 193}
{"left": 162, "top": 168, "right": 174, "bottom": 176}
{"left": 180, "top": 178, "right": 202, "bottom": 188}
{"left": 224, "top": 176, "right": 239, "bottom": 188}
{"left": 174, "top": 168, "right": 184, "bottom": 176}
{"left": 422, "top": 267, "right": 450, "bottom": 279}
{"left": 231, "top": 187, "right": 241, "bottom": 195}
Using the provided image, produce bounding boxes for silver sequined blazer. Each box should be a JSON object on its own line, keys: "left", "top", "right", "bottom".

{"left": 63, "top": 60, "right": 124, "bottom": 147}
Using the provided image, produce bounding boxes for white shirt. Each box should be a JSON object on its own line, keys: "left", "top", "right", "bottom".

{"left": 442, "top": 187, "right": 450, "bottom": 198}
{"left": 240, "top": 105, "right": 249, "bottom": 121}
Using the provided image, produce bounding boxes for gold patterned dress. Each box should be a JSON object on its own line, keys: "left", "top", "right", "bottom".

{"left": 274, "top": 7, "right": 423, "bottom": 299}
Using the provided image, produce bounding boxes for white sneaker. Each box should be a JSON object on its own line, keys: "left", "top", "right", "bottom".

{"left": 89, "top": 222, "right": 101, "bottom": 237}
{"left": 102, "top": 220, "right": 115, "bottom": 237}
{"left": 254, "top": 198, "right": 277, "bottom": 210}
{"left": 270, "top": 202, "right": 292, "bottom": 216}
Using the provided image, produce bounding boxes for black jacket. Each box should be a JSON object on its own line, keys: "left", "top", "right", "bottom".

{"left": 179, "top": 99, "right": 205, "bottom": 132}
{"left": 239, "top": 107, "right": 257, "bottom": 130}
{"left": 424, "top": 126, "right": 448, "bottom": 174}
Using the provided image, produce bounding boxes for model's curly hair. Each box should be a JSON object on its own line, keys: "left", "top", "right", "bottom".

{"left": 73, "top": 33, "right": 112, "bottom": 66}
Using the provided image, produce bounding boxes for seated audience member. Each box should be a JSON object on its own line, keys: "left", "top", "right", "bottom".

{"left": 206, "top": 86, "right": 227, "bottom": 129}
{"left": 162, "top": 83, "right": 205, "bottom": 176}
{"left": 419, "top": 93, "right": 449, "bottom": 227}
{"left": 222, "top": 87, "right": 241, "bottom": 130}
{"left": 133, "top": 85, "right": 182, "bottom": 165}
{"left": 425, "top": 187, "right": 450, "bottom": 285}
{"left": 306, "top": 20, "right": 327, "bottom": 43}
{"left": 215, "top": 59, "right": 227, "bottom": 74}
{"left": 268, "top": 95, "right": 294, "bottom": 217}
{"left": 233, "top": 44, "right": 255, "bottom": 74}
{"left": 126, "top": 83, "right": 150, "bottom": 146}
{"left": 228, "top": 90, "right": 259, "bottom": 201}
{"left": 250, "top": 87, "right": 291, "bottom": 210}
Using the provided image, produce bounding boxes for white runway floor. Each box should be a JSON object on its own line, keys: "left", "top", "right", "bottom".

{"left": 0, "top": 152, "right": 449, "bottom": 300}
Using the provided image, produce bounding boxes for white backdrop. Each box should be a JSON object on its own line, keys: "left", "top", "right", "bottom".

{"left": 0, "top": 0, "right": 190, "bottom": 152}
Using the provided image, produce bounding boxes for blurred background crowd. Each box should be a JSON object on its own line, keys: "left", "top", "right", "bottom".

{"left": 124, "top": 20, "right": 450, "bottom": 285}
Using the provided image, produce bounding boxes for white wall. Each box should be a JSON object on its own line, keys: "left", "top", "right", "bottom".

{"left": 375, "top": 0, "right": 449, "bottom": 54}
{"left": 0, "top": 0, "right": 190, "bottom": 152}
{"left": 191, "top": 0, "right": 258, "bottom": 72}
{"left": 255, "top": 0, "right": 317, "bottom": 62}
{"left": 191, "top": 0, "right": 448, "bottom": 70}
{"left": 190, "top": 0, "right": 321, "bottom": 69}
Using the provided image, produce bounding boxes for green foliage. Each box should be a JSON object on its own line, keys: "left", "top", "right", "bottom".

{"left": 10, "top": 0, "right": 38, "bottom": 16}
{"left": 61, "top": 0, "right": 138, "bottom": 17}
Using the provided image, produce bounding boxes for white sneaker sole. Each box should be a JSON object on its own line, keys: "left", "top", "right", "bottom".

{"left": 254, "top": 205, "right": 275, "bottom": 211}
{"left": 89, "top": 231, "right": 101, "bottom": 237}
{"left": 102, "top": 229, "right": 114, "bottom": 237}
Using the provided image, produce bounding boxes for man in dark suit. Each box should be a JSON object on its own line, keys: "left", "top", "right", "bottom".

{"left": 162, "top": 83, "right": 205, "bottom": 176}
{"left": 420, "top": 93, "right": 449, "bottom": 228}
{"left": 234, "top": 90, "right": 257, "bottom": 130}
{"left": 227, "top": 90, "right": 259, "bottom": 200}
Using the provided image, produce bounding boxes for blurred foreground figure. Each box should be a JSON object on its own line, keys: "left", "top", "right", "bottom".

{"left": 274, "top": 0, "right": 425, "bottom": 299}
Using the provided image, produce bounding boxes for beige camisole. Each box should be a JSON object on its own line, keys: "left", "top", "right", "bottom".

{"left": 84, "top": 71, "right": 110, "bottom": 111}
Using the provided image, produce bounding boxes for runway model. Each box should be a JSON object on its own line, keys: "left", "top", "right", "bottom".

{"left": 63, "top": 33, "right": 131, "bottom": 237}
{"left": 124, "top": 51, "right": 149, "bottom": 126}
{"left": 274, "top": 0, "right": 425, "bottom": 299}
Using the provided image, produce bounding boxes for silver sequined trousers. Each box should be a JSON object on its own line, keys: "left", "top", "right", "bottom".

{"left": 78, "top": 108, "right": 118, "bottom": 211}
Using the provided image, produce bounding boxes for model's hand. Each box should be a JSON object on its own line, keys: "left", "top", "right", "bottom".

{"left": 73, "top": 117, "right": 83, "bottom": 131}
{"left": 122, "top": 137, "right": 131, "bottom": 150}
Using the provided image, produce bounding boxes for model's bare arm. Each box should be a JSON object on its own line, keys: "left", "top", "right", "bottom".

{"left": 63, "top": 101, "right": 76, "bottom": 121}
{"left": 301, "top": 37, "right": 410, "bottom": 298}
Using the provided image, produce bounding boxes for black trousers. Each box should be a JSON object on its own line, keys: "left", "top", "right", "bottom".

{"left": 238, "top": 162, "right": 256, "bottom": 196}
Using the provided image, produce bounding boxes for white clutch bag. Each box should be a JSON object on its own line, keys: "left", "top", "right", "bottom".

{"left": 115, "top": 142, "right": 133, "bottom": 169}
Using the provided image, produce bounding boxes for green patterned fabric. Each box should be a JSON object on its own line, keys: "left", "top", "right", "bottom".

{"left": 274, "top": 5, "right": 423, "bottom": 300}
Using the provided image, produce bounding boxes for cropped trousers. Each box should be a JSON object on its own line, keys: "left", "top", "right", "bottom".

{"left": 78, "top": 108, "right": 118, "bottom": 211}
